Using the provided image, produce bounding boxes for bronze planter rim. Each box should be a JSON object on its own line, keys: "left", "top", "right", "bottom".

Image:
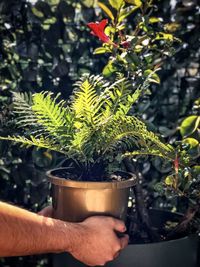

{"left": 47, "top": 167, "right": 137, "bottom": 189}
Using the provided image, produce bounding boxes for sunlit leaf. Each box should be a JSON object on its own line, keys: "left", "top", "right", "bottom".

{"left": 182, "top": 138, "right": 200, "bottom": 158}
{"left": 47, "top": 0, "right": 60, "bottom": 5}
{"left": 102, "top": 60, "right": 117, "bottom": 77}
{"left": 118, "top": 6, "right": 138, "bottom": 22}
{"left": 81, "top": 0, "right": 94, "bottom": 7}
{"left": 180, "top": 115, "right": 200, "bottom": 138}
{"left": 109, "top": 0, "right": 124, "bottom": 10}
{"left": 165, "top": 175, "right": 174, "bottom": 186}
{"left": 149, "top": 17, "right": 162, "bottom": 23}
{"left": 124, "top": 0, "right": 142, "bottom": 7}
{"left": 164, "top": 22, "right": 181, "bottom": 32}
{"left": 192, "top": 166, "right": 200, "bottom": 176}
{"left": 98, "top": 2, "right": 114, "bottom": 21}
{"left": 32, "top": 7, "right": 44, "bottom": 18}
{"left": 156, "top": 32, "right": 174, "bottom": 41}
{"left": 144, "top": 69, "right": 160, "bottom": 84}
{"left": 93, "top": 47, "right": 111, "bottom": 54}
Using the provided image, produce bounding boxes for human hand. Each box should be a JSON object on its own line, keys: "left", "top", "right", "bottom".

{"left": 38, "top": 206, "right": 53, "bottom": 217}
{"left": 70, "top": 216, "right": 129, "bottom": 266}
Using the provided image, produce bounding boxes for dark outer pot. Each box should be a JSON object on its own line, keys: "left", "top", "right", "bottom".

{"left": 52, "top": 210, "right": 200, "bottom": 267}
{"left": 47, "top": 168, "right": 136, "bottom": 222}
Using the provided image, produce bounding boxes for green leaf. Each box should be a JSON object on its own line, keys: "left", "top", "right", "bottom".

{"left": 149, "top": 17, "right": 162, "bottom": 24}
{"left": 102, "top": 61, "right": 117, "bottom": 77}
{"left": 32, "top": 7, "right": 44, "bottom": 18}
{"left": 180, "top": 115, "right": 200, "bottom": 138}
{"left": 164, "top": 22, "right": 181, "bottom": 33}
{"left": 156, "top": 32, "right": 174, "bottom": 41}
{"left": 154, "top": 183, "right": 165, "bottom": 194}
{"left": 81, "top": 0, "right": 94, "bottom": 7}
{"left": 98, "top": 2, "right": 114, "bottom": 21}
{"left": 118, "top": 6, "right": 138, "bottom": 22}
{"left": 93, "top": 47, "right": 111, "bottom": 55}
{"left": 109, "top": 0, "right": 124, "bottom": 10}
{"left": 43, "top": 17, "right": 57, "bottom": 25}
{"left": 47, "top": 0, "right": 60, "bottom": 5}
{"left": 183, "top": 138, "right": 199, "bottom": 147}
{"left": 42, "top": 24, "right": 50, "bottom": 30}
{"left": 124, "top": 0, "right": 142, "bottom": 7}
{"left": 144, "top": 70, "right": 160, "bottom": 84}
{"left": 182, "top": 138, "right": 200, "bottom": 158}
{"left": 165, "top": 175, "right": 174, "bottom": 186}
{"left": 192, "top": 166, "right": 200, "bottom": 176}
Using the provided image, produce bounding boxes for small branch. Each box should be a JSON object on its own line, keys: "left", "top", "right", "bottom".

{"left": 124, "top": 158, "right": 161, "bottom": 242}
{"left": 166, "top": 205, "right": 199, "bottom": 240}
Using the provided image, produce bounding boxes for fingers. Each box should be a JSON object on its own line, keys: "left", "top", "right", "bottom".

{"left": 38, "top": 206, "right": 53, "bottom": 217}
{"left": 111, "top": 218, "right": 126, "bottom": 233}
{"left": 119, "top": 234, "right": 129, "bottom": 249}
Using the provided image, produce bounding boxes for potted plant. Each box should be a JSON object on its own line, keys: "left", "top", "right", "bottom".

{"left": 0, "top": 72, "right": 172, "bottom": 218}
{"left": 0, "top": 0, "right": 199, "bottom": 266}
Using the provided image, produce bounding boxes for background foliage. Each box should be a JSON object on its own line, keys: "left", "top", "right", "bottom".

{"left": 0, "top": 0, "right": 199, "bottom": 266}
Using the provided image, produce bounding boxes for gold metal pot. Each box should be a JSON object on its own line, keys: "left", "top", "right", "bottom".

{"left": 47, "top": 168, "right": 137, "bottom": 222}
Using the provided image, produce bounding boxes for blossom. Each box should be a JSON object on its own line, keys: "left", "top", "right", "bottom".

{"left": 87, "top": 19, "right": 117, "bottom": 47}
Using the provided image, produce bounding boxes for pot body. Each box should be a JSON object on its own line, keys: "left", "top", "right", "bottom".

{"left": 52, "top": 210, "right": 200, "bottom": 267}
{"left": 47, "top": 168, "right": 136, "bottom": 222}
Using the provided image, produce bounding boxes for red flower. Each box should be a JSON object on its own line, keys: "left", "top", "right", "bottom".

{"left": 87, "top": 19, "right": 117, "bottom": 47}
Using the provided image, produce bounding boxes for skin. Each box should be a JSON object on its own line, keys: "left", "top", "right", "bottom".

{"left": 0, "top": 202, "right": 129, "bottom": 266}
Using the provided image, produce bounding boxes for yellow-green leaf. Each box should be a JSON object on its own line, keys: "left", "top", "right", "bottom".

{"left": 102, "top": 60, "right": 117, "bottom": 77}
{"left": 93, "top": 47, "right": 111, "bottom": 54}
{"left": 192, "top": 166, "right": 200, "bottom": 176}
{"left": 32, "top": 7, "right": 44, "bottom": 18}
{"left": 43, "top": 17, "right": 57, "bottom": 25}
{"left": 109, "top": 0, "right": 124, "bottom": 10}
{"left": 81, "top": 0, "right": 94, "bottom": 7}
{"left": 164, "top": 22, "right": 181, "bottom": 32}
{"left": 156, "top": 32, "right": 174, "bottom": 41}
{"left": 47, "top": 0, "right": 60, "bottom": 5}
{"left": 144, "top": 70, "right": 160, "bottom": 84}
{"left": 118, "top": 6, "right": 138, "bottom": 22}
{"left": 165, "top": 175, "right": 174, "bottom": 186}
{"left": 149, "top": 17, "right": 162, "bottom": 24}
{"left": 124, "top": 0, "right": 142, "bottom": 7}
{"left": 183, "top": 138, "right": 199, "bottom": 148}
{"left": 98, "top": 2, "right": 114, "bottom": 21}
{"left": 182, "top": 138, "right": 200, "bottom": 158}
{"left": 180, "top": 115, "right": 200, "bottom": 138}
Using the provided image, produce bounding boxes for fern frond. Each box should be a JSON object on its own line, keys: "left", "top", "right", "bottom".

{"left": 32, "top": 92, "right": 68, "bottom": 134}
{"left": 72, "top": 79, "right": 100, "bottom": 127}
{"left": 116, "top": 117, "right": 173, "bottom": 154}
{"left": 124, "top": 149, "right": 174, "bottom": 161}
{"left": 0, "top": 135, "right": 64, "bottom": 154}
{"left": 12, "top": 92, "right": 38, "bottom": 126}
{"left": 100, "top": 115, "right": 174, "bottom": 158}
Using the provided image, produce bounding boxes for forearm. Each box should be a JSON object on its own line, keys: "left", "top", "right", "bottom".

{"left": 0, "top": 201, "right": 78, "bottom": 257}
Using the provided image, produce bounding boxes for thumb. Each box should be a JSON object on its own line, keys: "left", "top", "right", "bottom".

{"left": 112, "top": 218, "right": 127, "bottom": 233}
{"left": 38, "top": 206, "right": 53, "bottom": 217}
{"left": 120, "top": 234, "right": 129, "bottom": 249}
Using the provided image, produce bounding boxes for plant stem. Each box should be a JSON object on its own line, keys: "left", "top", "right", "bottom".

{"left": 166, "top": 205, "right": 199, "bottom": 240}
{"left": 124, "top": 158, "right": 161, "bottom": 242}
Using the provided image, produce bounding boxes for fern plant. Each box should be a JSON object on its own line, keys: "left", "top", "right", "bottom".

{"left": 0, "top": 75, "right": 174, "bottom": 181}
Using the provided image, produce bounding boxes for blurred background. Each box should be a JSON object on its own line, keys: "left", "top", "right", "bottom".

{"left": 0, "top": 0, "right": 199, "bottom": 266}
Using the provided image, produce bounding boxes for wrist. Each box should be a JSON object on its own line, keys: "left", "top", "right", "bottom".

{"left": 44, "top": 217, "right": 83, "bottom": 254}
